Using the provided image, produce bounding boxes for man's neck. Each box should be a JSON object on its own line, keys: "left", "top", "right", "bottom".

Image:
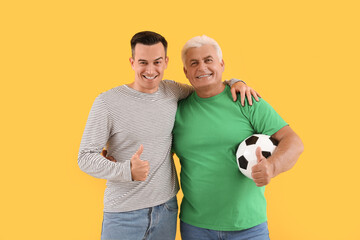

{"left": 195, "top": 82, "right": 226, "bottom": 98}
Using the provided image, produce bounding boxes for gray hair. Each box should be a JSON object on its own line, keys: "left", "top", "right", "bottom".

{"left": 181, "top": 35, "right": 223, "bottom": 67}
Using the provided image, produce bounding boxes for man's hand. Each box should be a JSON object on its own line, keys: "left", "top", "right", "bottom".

{"left": 230, "top": 82, "right": 261, "bottom": 106}
{"left": 251, "top": 147, "right": 275, "bottom": 187}
{"left": 102, "top": 145, "right": 150, "bottom": 181}
{"left": 130, "top": 145, "right": 150, "bottom": 181}
{"left": 101, "top": 149, "right": 116, "bottom": 162}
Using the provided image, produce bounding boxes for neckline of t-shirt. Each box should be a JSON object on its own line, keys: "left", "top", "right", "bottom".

{"left": 193, "top": 85, "right": 229, "bottom": 102}
{"left": 119, "top": 83, "right": 163, "bottom": 100}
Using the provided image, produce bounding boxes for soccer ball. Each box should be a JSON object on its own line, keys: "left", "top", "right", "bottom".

{"left": 236, "top": 134, "right": 278, "bottom": 179}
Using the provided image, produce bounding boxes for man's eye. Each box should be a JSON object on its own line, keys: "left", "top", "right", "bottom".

{"left": 154, "top": 61, "right": 161, "bottom": 65}
{"left": 205, "top": 59, "right": 213, "bottom": 63}
{"left": 191, "top": 62, "right": 197, "bottom": 66}
{"left": 139, "top": 62, "right": 146, "bottom": 65}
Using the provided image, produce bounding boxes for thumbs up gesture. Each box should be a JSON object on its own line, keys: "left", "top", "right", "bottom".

{"left": 251, "top": 147, "right": 275, "bottom": 187}
{"left": 131, "top": 145, "right": 150, "bottom": 181}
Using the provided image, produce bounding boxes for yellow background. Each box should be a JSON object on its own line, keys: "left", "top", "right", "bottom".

{"left": 1, "top": 0, "right": 359, "bottom": 239}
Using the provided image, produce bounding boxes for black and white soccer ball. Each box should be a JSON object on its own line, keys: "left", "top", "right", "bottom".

{"left": 236, "top": 134, "right": 278, "bottom": 179}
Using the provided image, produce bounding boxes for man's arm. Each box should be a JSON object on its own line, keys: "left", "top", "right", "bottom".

{"left": 174, "top": 79, "right": 261, "bottom": 105}
{"left": 252, "top": 126, "right": 304, "bottom": 187}
{"left": 173, "top": 81, "right": 194, "bottom": 100}
{"left": 78, "top": 96, "right": 132, "bottom": 182}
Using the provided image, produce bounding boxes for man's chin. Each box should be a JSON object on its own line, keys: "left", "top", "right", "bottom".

{"left": 143, "top": 79, "right": 162, "bottom": 89}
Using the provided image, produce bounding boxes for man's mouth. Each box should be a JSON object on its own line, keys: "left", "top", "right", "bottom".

{"left": 143, "top": 75, "right": 158, "bottom": 80}
{"left": 196, "top": 73, "right": 213, "bottom": 79}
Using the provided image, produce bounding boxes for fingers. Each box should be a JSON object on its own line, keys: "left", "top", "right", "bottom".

{"left": 255, "top": 180, "right": 266, "bottom": 187}
{"left": 252, "top": 89, "right": 260, "bottom": 101}
{"left": 231, "top": 84, "right": 261, "bottom": 106}
{"left": 246, "top": 88, "right": 261, "bottom": 106}
{"left": 240, "top": 88, "right": 245, "bottom": 106}
{"left": 143, "top": 161, "right": 150, "bottom": 173}
{"left": 246, "top": 90, "right": 253, "bottom": 106}
{"left": 231, "top": 87, "right": 237, "bottom": 101}
{"left": 133, "top": 160, "right": 150, "bottom": 181}
{"left": 246, "top": 88, "right": 261, "bottom": 105}
{"left": 101, "top": 149, "right": 107, "bottom": 157}
{"left": 101, "top": 149, "right": 117, "bottom": 162}
{"left": 252, "top": 171, "right": 270, "bottom": 187}
{"left": 255, "top": 90, "right": 262, "bottom": 99}
{"left": 251, "top": 167, "right": 267, "bottom": 187}
{"left": 135, "top": 161, "right": 149, "bottom": 181}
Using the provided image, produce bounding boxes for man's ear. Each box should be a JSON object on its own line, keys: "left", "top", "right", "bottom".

{"left": 183, "top": 66, "right": 187, "bottom": 76}
{"left": 165, "top": 56, "right": 169, "bottom": 69}
{"left": 129, "top": 57, "right": 135, "bottom": 70}
{"left": 221, "top": 59, "right": 225, "bottom": 72}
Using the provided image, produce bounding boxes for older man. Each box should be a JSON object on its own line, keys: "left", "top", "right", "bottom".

{"left": 172, "top": 35, "right": 304, "bottom": 240}
{"left": 78, "top": 31, "right": 260, "bottom": 240}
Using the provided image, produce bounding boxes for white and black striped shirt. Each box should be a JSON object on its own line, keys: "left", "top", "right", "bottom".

{"left": 78, "top": 80, "right": 193, "bottom": 212}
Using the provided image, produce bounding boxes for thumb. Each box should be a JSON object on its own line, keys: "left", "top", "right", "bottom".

{"left": 134, "top": 144, "right": 144, "bottom": 158}
{"left": 256, "top": 146, "right": 264, "bottom": 163}
{"left": 231, "top": 87, "right": 237, "bottom": 102}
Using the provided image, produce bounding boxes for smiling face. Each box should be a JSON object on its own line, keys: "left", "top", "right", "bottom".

{"left": 183, "top": 44, "right": 224, "bottom": 93}
{"left": 129, "top": 42, "right": 168, "bottom": 93}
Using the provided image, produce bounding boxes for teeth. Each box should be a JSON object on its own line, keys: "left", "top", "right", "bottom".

{"left": 196, "top": 74, "right": 212, "bottom": 79}
{"left": 143, "top": 75, "right": 157, "bottom": 80}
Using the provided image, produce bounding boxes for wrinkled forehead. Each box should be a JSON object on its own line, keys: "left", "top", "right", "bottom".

{"left": 185, "top": 44, "right": 218, "bottom": 61}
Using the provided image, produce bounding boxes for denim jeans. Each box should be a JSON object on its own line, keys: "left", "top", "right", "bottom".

{"left": 180, "top": 221, "right": 270, "bottom": 240}
{"left": 101, "top": 196, "right": 178, "bottom": 240}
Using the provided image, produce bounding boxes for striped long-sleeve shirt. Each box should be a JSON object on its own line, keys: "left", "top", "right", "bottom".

{"left": 78, "top": 80, "right": 193, "bottom": 212}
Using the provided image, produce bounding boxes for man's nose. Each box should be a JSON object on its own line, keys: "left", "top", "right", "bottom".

{"left": 198, "top": 61, "right": 207, "bottom": 71}
{"left": 145, "top": 64, "right": 156, "bottom": 74}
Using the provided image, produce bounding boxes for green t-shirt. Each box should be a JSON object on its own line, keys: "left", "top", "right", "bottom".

{"left": 172, "top": 85, "right": 288, "bottom": 231}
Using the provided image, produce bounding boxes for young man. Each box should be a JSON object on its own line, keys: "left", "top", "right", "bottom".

{"left": 78, "top": 31, "right": 260, "bottom": 240}
{"left": 172, "top": 35, "right": 304, "bottom": 240}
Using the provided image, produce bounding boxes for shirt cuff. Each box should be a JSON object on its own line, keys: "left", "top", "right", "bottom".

{"left": 225, "top": 78, "right": 246, "bottom": 87}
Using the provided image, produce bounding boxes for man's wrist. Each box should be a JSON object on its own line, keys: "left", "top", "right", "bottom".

{"left": 225, "top": 78, "right": 246, "bottom": 87}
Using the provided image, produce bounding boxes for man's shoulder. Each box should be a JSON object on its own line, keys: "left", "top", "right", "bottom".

{"left": 98, "top": 85, "right": 124, "bottom": 97}
{"left": 161, "top": 79, "right": 179, "bottom": 90}
{"left": 93, "top": 86, "right": 127, "bottom": 105}
{"left": 177, "top": 92, "right": 195, "bottom": 106}
{"left": 162, "top": 79, "right": 177, "bottom": 85}
{"left": 160, "top": 80, "right": 190, "bottom": 98}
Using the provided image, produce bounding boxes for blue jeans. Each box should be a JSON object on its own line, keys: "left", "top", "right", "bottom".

{"left": 180, "top": 221, "right": 270, "bottom": 240}
{"left": 101, "top": 196, "right": 178, "bottom": 240}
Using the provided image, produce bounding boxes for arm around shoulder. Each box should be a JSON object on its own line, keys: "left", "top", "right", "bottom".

{"left": 165, "top": 80, "right": 194, "bottom": 100}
